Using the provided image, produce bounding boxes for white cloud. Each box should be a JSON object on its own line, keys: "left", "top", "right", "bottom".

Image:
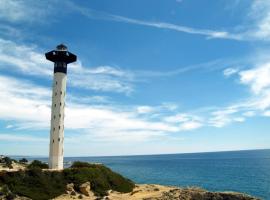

{"left": 243, "top": 111, "right": 255, "bottom": 117}
{"left": 0, "top": 38, "right": 52, "bottom": 76}
{"left": 179, "top": 121, "right": 202, "bottom": 131}
{"left": 2, "top": 1, "right": 270, "bottom": 42}
{"left": 136, "top": 106, "right": 154, "bottom": 114}
{"left": 263, "top": 110, "right": 270, "bottom": 117}
{"left": 164, "top": 114, "right": 190, "bottom": 123}
{"left": 68, "top": 1, "right": 270, "bottom": 42}
{"left": 69, "top": 3, "right": 240, "bottom": 41}
{"left": 223, "top": 68, "right": 239, "bottom": 77}
{"left": 239, "top": 62, "right": 270, "bottom": 94}
{"left": 248, "top": 1, "right": 270, "bottom": 40}
{"left": 237, "top": 61, "right": 270, "bottom": 112}
{"left": 209, "top": 108, "right": 239, "bottom": 127}
{"left": 0, "top": 75, "right": 185, "bottom": 143}
{"left": 0, "top": 0, "right": 56, "bottom": 23}
{"left": 0, "top": 133, "right": 47, "bottom": 142}
{"left": 0, "top": 38, "right": 134, "bottom": 94}
{"left": 233, "top": 117, "right": 245, "bottom": 122}
{"left": 66, "top": 1, "right": 270, "bottom": 42}
{"left": 215, "top": 58, "right": 270, "bottom": 125}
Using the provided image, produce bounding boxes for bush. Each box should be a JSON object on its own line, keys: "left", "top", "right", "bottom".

{"left": 71, "top": 161, "right": 96, "bottom": 168}
{"left": 19, "top": 158, "right": 28, "bottom": 164}
{"left": 0, "top": 162, "right": 135, "bottom": 199}
{"left": 64, "top": 164, "right": 134, "bottom": 196}
{"left": 0, "top": 184, "right": 16, "bottom": 200}
{"left": 3, "top": 157, "right": 12, "bottom": 169}
{"left": 0, "top": 170, "right": 66, "bottom": 200}
{"left": 27, "top": 160, "right": 48, "bottom": 169}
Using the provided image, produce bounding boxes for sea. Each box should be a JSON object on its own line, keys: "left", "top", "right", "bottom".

{"left": 13, "top": 149, "right": 270, "bottom": 199}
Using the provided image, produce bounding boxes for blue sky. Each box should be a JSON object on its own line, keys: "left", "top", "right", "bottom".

{"left": 0, "top": 0, "right": 270, "bottom": 156}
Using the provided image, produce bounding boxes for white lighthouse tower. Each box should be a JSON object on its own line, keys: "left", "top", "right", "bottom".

{"left": 45, "top": 44, "right": 77, "bottom": 170}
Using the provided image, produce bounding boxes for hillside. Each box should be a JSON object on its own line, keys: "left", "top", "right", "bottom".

{"left": 0, "top": 161, "right": 134, "bottom": 200}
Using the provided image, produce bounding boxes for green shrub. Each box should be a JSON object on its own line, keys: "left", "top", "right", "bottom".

{"left": 1, "top": 184, "right": 10, "bottom": 195}
{"left": 19, "top": 158, "right": 28, "bottom": 164}
{"left": 71, "top": 161, "right": 96, "bottom": 168}
{"left": 27, "top": 160, "right": 48, "bottom": 169}
{"left": 64, "top": 164, "right": 134, "bottom": 196}
{"left": 3, "top": 157, "right": 12, "bottom": 169}
{"left": 0, "top": 162, "right": 135, "bottom": 199}
{"left": 0, "top": 169, "right": 66, "bottom": 200}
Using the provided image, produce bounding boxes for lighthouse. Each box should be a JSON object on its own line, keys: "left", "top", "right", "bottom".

{"left": 45, "top": 44, "right": 77, "bottom": 169}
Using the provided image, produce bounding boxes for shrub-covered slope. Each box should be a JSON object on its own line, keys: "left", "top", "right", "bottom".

{"left": 0, "top": 162, "right": 135, "bottom": 200}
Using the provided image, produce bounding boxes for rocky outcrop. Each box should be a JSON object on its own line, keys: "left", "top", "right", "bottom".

{"left": 107, "top": 184, "right": 260, "bottom": 200}
{"left": 157, "top": 187, "right": 259, "bottom": 200}
{"left": 79, "top": 182, "right": 91, "bottom": 196}
{"left": 66, "top": 183, "right": 74, "bottom": 191}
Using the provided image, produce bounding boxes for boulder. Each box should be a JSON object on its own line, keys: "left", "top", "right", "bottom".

{"left": 66, "top": 183, "right": 75, "bottom": 192}
{"left": 70, "top": 191, "right": 76, "bottom": 196}
{"left": 79, "top": 182, "right": 91, "bottom": 196}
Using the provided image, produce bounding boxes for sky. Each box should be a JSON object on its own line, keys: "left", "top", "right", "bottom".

{"left": 0, "top": 0, "right": 270, "bottom": 156}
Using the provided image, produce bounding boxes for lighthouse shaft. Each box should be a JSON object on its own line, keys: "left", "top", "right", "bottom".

{"left": 45, "top": 44, "right": 76, "bottom": 170}
{"left": 49, "top": 71, "right": 67, "bottom": 169}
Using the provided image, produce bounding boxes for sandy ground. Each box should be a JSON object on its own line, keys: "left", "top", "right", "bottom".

{"left": 55, "top": 184, "right": 179, "bottom": 200}
{"left": 54, "top": 184, "right": 259, "bottom": 200}
{"left": 0, "top": 162, "right": 26, "bottom": 172}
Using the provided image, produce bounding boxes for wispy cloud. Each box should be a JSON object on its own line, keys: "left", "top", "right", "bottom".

{"left": 69, "top": 3, "right": 240, "bottom": 41}
{"left": 67, "top": 1, "right": 270, "bottom": 42}
{"left": 208, "top": 58, "right": 270, "bottom": 128}
{"left": 247, "top": 1, "right": 270, "bottom": 40}
{"left": 69, "top": 62, "right": 134, "bottom": 94}
{"left": 239, "top": 62, "right": 270, "bottom": 95}
{"left": 2, "top": 1, "right": 270, "bottom": 42}
{"left": 0, "top": 38, "right": 134, "bottom": 94}
{"left": 0, "top": 75, "right": 186, "bottom": 143}
{"left": 223, "top": 68, "right": 239, "bottom": 77}
{"left": 0, "top": 0, "right": 57, "bottom": 23}
{"left": 0, "top": 133, "right": 47, "bottom": 142}
{"left": 1, "top": 59, "right": 270, "bottom": 144}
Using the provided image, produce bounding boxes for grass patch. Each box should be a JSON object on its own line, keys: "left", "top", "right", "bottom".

{"left": 0, "top": 162, "right": 135, "bottom": 200}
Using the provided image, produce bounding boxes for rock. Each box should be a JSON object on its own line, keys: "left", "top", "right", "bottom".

{"left": 79, "top": 182, "right": 91, "bottom": 196}
{"left": 70, "top": 191, "right": 76, "bottom": 196}
{"left": 156, "top": 187, "right": 260, "bottom": 200}
{"left": 66, "top": 183, "right": 75, "bottom": 192}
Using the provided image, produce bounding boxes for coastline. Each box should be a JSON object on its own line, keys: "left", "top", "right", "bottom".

{"left": 55, "top": 184, "right": 259, "bottom": 200}
{"left": 0, "top": 159, "right": 260, "bottom": 200}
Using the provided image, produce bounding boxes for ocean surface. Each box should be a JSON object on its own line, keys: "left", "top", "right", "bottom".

{"left": 16, "top": 149, "right": 270, "bottom": 199}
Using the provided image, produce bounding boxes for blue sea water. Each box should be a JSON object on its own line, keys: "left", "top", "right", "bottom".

{"left": 20, "top": 149, "right": 270, "bottom": 199}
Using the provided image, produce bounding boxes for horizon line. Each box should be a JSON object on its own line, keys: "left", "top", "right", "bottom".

{"left": 5, "top": 148, "right": 270, "bottom": 158}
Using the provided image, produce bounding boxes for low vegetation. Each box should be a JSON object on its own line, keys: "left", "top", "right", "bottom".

{"left": 66, "top": 162, "right": 134, "bottom": 196}
{"left": 0, "top": 161, "right": 135, "bottom": 200}
{"left": 27, "top": 160, "right": 48, "bottom": 169}
{"left": 0, "top": 156, "right": 18, "bottom": 169}
{"left": 18, "top": 158, "right": 28, "bottom": 164}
